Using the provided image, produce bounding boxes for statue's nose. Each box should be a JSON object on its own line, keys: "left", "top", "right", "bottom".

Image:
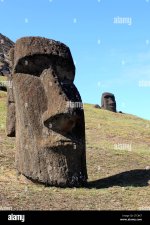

{"left": 109, "top": 101, "right": 115, "bottom": 106}
{"left": 43, "top": 112, "right": 80, "bottom": 135}
{"left": 41, "top": 68, "right": 82, "bottom": 135}
{"left": 108, "top": 98, "right": 114, "bottom": 104}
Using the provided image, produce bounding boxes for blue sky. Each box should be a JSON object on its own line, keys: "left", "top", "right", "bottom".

{"left": 0, "top": 0, "right": 150, "bottom": 119}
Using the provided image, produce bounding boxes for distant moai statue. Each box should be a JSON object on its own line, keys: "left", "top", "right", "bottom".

{"left": 6, "top": 37, "right": 87, "bottom": 187}
{"left": 101, "top": 92, "right": 117, "bottom": 112}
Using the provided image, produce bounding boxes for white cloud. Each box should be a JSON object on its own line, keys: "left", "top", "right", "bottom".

{"left": 121, "top": 60, "right": 125, "bottom": 66}
{"left": 25, "top": 18, "right": 29, "bottom": 23}
{"left": 146, "top": 40, "right": 149, "bottom": 45}
{"left": 73, "top": 18, "right": 77, "bottom": 23}
{"left": 137, "top": 51, "right": 150, "bottom": 62}
{"left": 97, "top": 39, "right": 101, "bottom": 45}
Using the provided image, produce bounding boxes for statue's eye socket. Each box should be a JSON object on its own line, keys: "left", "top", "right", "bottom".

{"left": 61, "top": 80, "right": 71, "bottom": 85}
{"left": 104, "top": 96, "right": 114, "bottom": 100}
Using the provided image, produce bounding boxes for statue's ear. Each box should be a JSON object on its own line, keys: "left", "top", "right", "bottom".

{"left": 6, "top": 47, "right": 16, "bottom": 137}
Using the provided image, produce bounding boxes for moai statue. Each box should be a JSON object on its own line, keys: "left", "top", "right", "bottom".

{"left": 7, "top": 37, "right": 87, "bottom": 187}
{"left": 6, "top": 47, "right": 16, "bottom": 136}
{"left": 101, "top": 92, "right": 117, "bottom": 112}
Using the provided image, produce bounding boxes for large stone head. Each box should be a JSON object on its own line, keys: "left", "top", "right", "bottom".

{"left": 101, "top": 92, "right": 116, "bottom": 112}
{"left": 7, "top": 37, "right": 87, "bottom": 187}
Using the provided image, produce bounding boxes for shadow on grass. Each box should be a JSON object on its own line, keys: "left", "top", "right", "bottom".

{"left": 88, "top": 169, "right": 150, "bottom": 189}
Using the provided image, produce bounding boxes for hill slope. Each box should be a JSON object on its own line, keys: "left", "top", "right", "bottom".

{"left": 0, "top": 90, "right": 150, "bottom": 210}
{"left": 0, "top": 34, "right": 14, "bottom": 76}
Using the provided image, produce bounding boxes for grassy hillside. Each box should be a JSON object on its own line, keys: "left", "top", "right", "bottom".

{"left": 0, "top": 90, "right": 150, "bottom": 210}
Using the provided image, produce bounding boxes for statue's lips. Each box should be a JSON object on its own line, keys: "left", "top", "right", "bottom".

{"left": 40, "top": 126, "right": 82, "bottom": 148}
{"left": 55, "top": 140, "right": 75, "bottom": 146}
{"left": 40, "top": 138, "right": 81, "bottom": 149}
{"left": 109, "top": 104, "right": 116, "bottom": 108}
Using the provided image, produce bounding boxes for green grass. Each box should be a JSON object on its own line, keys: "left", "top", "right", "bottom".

{"left": 0, "top": 98, "right": 150, "bottom": 210}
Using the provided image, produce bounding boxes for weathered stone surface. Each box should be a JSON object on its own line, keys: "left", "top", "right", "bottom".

{"left": 13, "top": 37, "right": 75, "bottom": 80}
{"left": 8, "top": 37, "right": 87, "bottom": 187}
{"left": 101, "top": 92, "right": 117, "bottom": 112}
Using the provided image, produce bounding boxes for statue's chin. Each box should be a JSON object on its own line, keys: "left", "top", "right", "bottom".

{"left": 108, "top": 106, "right": 116, "bottom": 111}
